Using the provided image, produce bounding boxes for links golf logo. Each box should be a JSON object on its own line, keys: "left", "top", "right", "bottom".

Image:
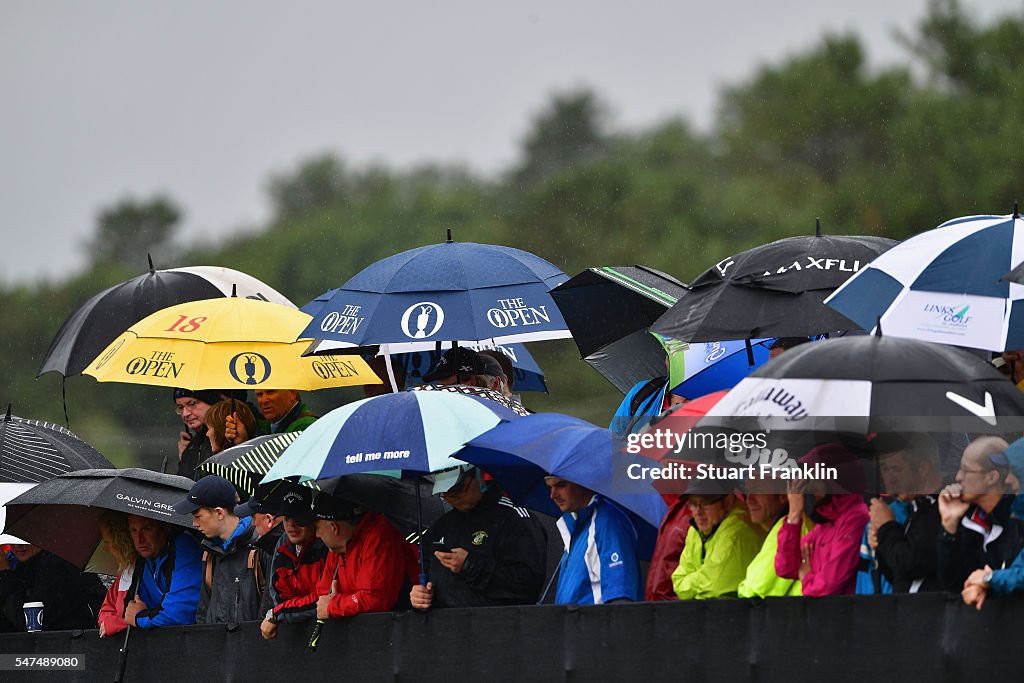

{"left": 228, "top": 352, "right": 271, "bottom": 385}
{"left": 923, "top": 303, "right": 972, "bottom": 327}
{"left": 401, "top": 302, "right": 444, "bottom": 339}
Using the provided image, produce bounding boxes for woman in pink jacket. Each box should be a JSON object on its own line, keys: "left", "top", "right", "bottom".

{"left": 775, "top": 443, "right": 869, "bottom": 596}
{"left": 97, "top": 511, "right": 138, "bottom": 638}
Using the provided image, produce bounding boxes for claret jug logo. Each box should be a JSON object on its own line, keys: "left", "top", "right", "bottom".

{"left": 228, "top": 352, "right": 271, "bottom": 385}
{"left": 401, "top": 302, "right": 445, "bottom": 339}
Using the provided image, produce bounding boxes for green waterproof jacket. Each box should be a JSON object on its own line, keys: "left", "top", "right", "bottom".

{"left": 737, "top": 515, "right": 814, "bottom": 598}
{"left": 672, "top": 504, "right": 766, "bottom": 600}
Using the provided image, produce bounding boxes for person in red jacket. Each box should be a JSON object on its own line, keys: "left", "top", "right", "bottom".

{"left": 312, "top": 494, "right": 416, "bottom": 620}
{"left": 96, "top": 511, "right": 138, "bottom": 638}
{"left": 259, "top": 488, "right": 328, "bottom": 640}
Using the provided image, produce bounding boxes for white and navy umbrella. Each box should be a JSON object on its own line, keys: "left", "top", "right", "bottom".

{"left": 261, "top": 390, "right": 522, "bottom": 484}
{"left": 825, "top": 212, "right": 1024, "bottom": 352}
{"left": 39, "top": 260, "right": 296, "bottom": 377}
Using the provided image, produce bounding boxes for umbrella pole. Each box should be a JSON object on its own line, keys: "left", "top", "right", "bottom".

{"left": 745, "top": 338, "right": 755, "bottom": 366}
{"left": 415, "top": 480, "right": 428, "bottom": 587}
{"left": 61, "top": 377, "right": 70, "bottom": 428}
{"left": 383, "top": 346, "right": 399, "bottom": 393}
{"left": 114, "top": 625, "right": 131, "bottom": 682}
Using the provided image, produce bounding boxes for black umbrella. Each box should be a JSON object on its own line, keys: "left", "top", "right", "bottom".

{"left": 686, "top": 336, "right": 1024, "bottom": 475}
{"left": 200, "top": 432, "right": 302, "bottom": 494}
{"left": 0, "top": 405, "right": 113, "bottom": 482}
{"left": 38, "top": 258, "right": 295, "bottom": 378}
{"left": 253, "top": 474, "right": 447, "bottom": 541}
{"left": 3, "top": 468, "right": 195, "bottom": 573}
{"left": 652, "top": 225, "right": 897, "bottom": 342}
{"left": 549, "top": 265, "right": 689, "bottom": 392}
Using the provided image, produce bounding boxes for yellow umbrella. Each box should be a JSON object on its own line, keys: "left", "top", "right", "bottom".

{"left": 83, "top": 297, "right": 381, "bottom": 391}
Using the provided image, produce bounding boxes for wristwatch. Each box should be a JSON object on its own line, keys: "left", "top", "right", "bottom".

{"left": 982, "top": 570, "right": 993, "bottom": 585}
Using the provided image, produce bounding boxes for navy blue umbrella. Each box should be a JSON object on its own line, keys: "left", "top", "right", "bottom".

{"left": 457, "top": 413, "right": 668, "bottom": 558}
{"left": 299, "top": 234, "right": 571, "bottom": 350}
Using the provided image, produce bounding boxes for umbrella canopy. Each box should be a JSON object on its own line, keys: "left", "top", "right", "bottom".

{"left": 39, "top": 262, "right": 295, "bottom": 378}
{"left": 3, "top": 468, "right": 196, "bottom": 573}
{"left": 659, "top": 335, "right": 774, "bottom": 399}
{"left": 199, "top": 432, "right": 302, "bottom": 494}
{"left": 261, "top": 390, "right": 522, "bottom": 484}
{"left": 825, "top": 212, "right": 1024, "bottom": 352}
{"left": 652, "top": 229, "right": 897, "bottom": 342}
{"left": 456, "top": 413, "right": 668, "bottom": 558}
{"left": 83, "top": 297, "right": 379, "bottom": 391}
{"left": 0, "top": 406, "right": 114, "bottom": 482}
{"left": 703, "top": 335, "right": 1024, "bottom": 436}
{"left": 300, "top": 237, "right": 571, "bottom": 350}
{"left": 549, "top": 265, "right": 689, "bottom": 392}
{"left": 410, "top": 383, "right": 531, "bottom": 416}
{"left": 397, "top": 342, "right": 547, "bottom": 393}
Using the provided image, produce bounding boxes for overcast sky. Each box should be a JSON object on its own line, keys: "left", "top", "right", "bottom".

{"left": 3, "top": 0, "right": 1020, "bottom": 284}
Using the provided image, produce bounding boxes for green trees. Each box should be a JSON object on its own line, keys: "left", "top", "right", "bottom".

{"left": 6, "top": 0, "right": 1024, "bottom": 466}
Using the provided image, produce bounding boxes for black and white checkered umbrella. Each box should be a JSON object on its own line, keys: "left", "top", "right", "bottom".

{"left": 0, "top": 405, "right": 113, "bottom": 483}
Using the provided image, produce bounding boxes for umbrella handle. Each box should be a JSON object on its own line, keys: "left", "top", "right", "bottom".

{"left": 113, "top": 625, "right": 131, "bottom": 683}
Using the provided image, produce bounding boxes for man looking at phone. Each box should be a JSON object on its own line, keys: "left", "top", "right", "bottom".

{"left": 410, "top": 466, "right": 546, "bottom": 609}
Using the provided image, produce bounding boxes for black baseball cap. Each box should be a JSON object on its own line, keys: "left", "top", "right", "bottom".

{"left": 278, "top": 487, "right": 316, "bottom": 526}
{"left": 423, "top": 347, "right": 491, "bottom": 382}
{"left": 173, "top": 475, "right": 239, "bottom": 514}
{"left": 311, "top": 493, "right": 364, "bottom": 522}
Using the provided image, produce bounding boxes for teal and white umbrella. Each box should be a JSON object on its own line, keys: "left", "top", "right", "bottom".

{"left": 261, "top": 390, "right": 522, "bottom": 484}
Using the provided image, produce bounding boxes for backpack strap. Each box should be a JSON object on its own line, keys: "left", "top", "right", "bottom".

{"left": 248, "top": 549, "right": 267, "bottom": 596}
{"left": 630, "top": 376, "right": 666, "bottom": 415}
{"left": 203, "top": 550, "right": 213, "bottom": 590}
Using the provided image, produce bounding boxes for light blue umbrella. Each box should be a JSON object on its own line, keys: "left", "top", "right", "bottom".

{"left": 456, "top": 413, "right": 668, "bottom": 558}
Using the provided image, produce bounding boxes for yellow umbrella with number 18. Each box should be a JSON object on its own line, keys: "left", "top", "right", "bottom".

{"left": 83, "top": 297, "right": 380, "bottom": 391}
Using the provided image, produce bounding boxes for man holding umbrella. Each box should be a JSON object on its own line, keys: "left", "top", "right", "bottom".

{"left": 123, "top": 515, "right": 203, "bottom": 630}
{"left": 546, "top": 475, "right": 642, "bottom": 605}
{"left": 409, "top": 465, "right": 547, "bottom": 609}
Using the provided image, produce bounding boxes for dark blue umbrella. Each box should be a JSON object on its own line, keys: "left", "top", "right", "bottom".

{"left": 456, "top": 413, "right": 668, "bottom": 558}
{"left": 299, "top": 235, "right": 571, "bottom": 349}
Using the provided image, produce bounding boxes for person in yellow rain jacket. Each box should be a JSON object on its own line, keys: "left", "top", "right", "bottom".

{"left": 672, "top": 478, "right": 765, "bottom": 600}
{"left": 738, "top": 473, "right": 814, "bottom": 598}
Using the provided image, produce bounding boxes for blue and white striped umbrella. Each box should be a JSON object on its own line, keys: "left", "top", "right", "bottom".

{"left": 260, "top": 391, "right": 521, "bottom": 484}
{"left": 825, "top": 213, "right": 1024, "bottom": 352}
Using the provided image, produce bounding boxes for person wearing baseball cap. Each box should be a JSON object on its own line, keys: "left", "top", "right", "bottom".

{"left": 422, "top": 347, "right": 505, "bottom": 393}
{"left": 171, "top": 388, "right": 249, "bottom": 480}
{"left": 173, "top": 475, "right": 262, "bottom": 624}
{"left": 311, "top": 493, "right": 417, "bottom": 622}
{"left": 258, "top": 487, "right": 329, "bottom": 640}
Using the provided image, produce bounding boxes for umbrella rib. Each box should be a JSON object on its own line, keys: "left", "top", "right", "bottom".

{"left": 597, "top": 267, "right": 678, "bottom": 306}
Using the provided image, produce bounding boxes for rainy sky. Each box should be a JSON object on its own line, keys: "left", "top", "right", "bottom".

{"left": 2, "top": 0, "right": 1019, "bottom": 283}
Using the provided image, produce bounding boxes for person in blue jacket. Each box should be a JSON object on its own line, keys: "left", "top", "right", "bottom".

{"left": 546, "top": 475, "right": 641, "bottom": 605}
{"left": 123, "top": 515, "right": 202, "bottom": 629}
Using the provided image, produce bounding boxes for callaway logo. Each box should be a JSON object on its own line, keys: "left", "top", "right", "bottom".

{"left": 282, "top": 491, "right": 305, "bottom": 504}
{"left": 946, "top": 391, "right": 996, "bottom": 426}
{"left": 401, "top": 302, "right": 445, "bottom": 339}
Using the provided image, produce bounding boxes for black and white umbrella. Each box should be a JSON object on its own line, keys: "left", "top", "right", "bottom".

{"left": 199, "top": 432, "right": 302, "bottom": 494}
{"left": 704, "top": 335, "right": 1024, "bottom": 435}
{"left": 410, "top": 383, "right": 531, "bottom": 416}
{"left": 3, "top": 468, "right": 195, "bottom": 573}
{"left": 0, "top": 405, "right": 113, "bottom": 482}
{"left": 39, "top": 260, "right": 296, "bottom": 378}
{"left": 652, "top": 226, "right": 897, "bottom": 342}
{"left": 549, "top": 265, "right": 689, "bottom": 392}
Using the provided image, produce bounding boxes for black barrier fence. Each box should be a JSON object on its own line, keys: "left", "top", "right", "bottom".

{"left": 0, "top": 593, "right": 1018, "bottom": 682}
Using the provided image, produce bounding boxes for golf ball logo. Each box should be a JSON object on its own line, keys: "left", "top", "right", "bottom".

{"left": 401, "top": 302, "right": 445, "bottom": 339}
{"left": 228, "top": 352, "right": 272, "bottom": 385}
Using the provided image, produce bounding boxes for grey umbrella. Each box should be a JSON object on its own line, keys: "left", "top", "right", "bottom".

{"left": 0, "top": 404, "right": 113, "bottom": 482}
{"left": 3, "top": 468, "right": 196, "bottom": 572}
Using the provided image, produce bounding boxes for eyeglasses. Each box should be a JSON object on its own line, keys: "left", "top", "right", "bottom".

{"left": 174, "top": 399, "right": 202, "bottom": 415}
{"left": 957, "top": 466, "right": 991, "bottom": 475}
